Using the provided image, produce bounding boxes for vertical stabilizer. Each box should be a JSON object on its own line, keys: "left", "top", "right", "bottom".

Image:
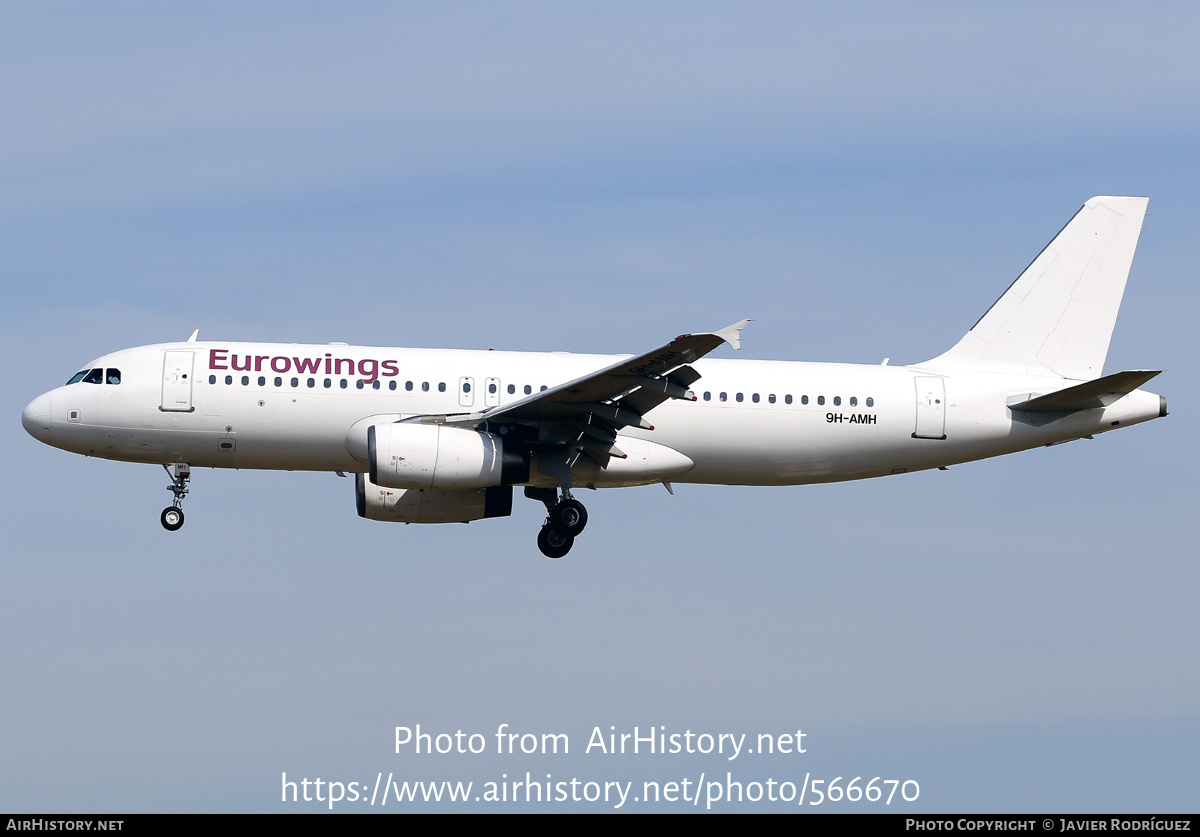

{"left": 922, "top": 196, "right": 1149, "bottom": 380}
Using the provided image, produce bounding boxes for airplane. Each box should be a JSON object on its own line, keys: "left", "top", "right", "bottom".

{"left": 21, "top": 196, "right": 1167, "bottom": 558}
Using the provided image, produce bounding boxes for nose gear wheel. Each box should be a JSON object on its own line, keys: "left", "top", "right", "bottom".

{"left": 160, "top": 507, "right": 184, "bottom": 531}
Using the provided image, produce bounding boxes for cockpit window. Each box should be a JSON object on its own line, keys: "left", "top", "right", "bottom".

{"left": 66, "top": 367, "right": 120, "bottom": 385}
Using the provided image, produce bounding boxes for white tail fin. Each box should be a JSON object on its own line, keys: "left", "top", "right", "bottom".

{"left": 923, "top": 196, "right": 1149, "bottom": 380}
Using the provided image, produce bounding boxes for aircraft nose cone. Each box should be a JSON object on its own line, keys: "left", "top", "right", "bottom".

{"left": 22, "top": 393, "right": 51, "bottom": 443}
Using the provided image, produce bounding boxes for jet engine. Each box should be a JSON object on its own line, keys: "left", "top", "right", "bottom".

{"left": 367, "top": 421, "right": 529, "bottom": 490}
{"left": 356, "top": 473, "right": 513, "bottom": 524}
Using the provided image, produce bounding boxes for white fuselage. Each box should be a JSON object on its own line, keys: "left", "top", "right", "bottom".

{"left": 22, "top": 340, "right": 1164, "bottom": 488}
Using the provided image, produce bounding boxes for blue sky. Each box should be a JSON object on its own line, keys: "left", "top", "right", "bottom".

{"left": 2, "top": 3, "right": 1197, "bottom": 812}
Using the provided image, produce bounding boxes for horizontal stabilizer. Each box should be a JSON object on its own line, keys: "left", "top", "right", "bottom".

{"left": 1008, "top": 370, "right": 1160, "bottom": 413}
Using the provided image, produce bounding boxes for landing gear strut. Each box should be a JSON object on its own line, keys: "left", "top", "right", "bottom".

{"left": 528, "top": 486, "right": 589, "bottom": 559}
{"left": 161, "top": 463, "right": 190, "bottom": 531}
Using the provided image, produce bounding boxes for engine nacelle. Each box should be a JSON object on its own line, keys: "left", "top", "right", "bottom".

{"left": 356, "top": 473, "right": 513, "bottom": 524}
{"left": 367, "top": 421, "right": 529, "bottom": 490}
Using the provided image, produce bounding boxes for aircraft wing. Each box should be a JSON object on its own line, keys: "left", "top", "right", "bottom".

{"left": 442, "top": 320, "right": 749, "bottom": 466}
{"left": 477, "top": 319, "right": 748, "bottom": 427}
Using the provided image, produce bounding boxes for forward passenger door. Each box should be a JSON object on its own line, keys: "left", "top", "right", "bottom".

{"left": 161, "top": 351, "right": 195, "bottom": 412}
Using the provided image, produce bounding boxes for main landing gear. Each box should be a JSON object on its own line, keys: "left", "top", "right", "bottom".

{"left": 528, "top": 488, "right": 589, "bottom": 559}
{"left": 160, "top": 463, "right": 190, "bottom": 531}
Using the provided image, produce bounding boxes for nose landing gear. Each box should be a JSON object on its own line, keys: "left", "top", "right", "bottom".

{"left": 160, "top": 463, "right": 190, "bottom": 531}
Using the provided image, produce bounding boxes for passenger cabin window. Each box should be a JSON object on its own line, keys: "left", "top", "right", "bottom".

{"left": 82, "top": 369, "right": 103, "bottom": 385}
{"left": 406, "top": 381, "right": 414, "bottom": 391}
{"left": 524, "top": 385, "right": 532, "bottom": 395}
{"left": 768, "top": 394, "right": 776, "bottom": 403}
{"left": 422, "top": 382, "right": 430, "bottom": 392}
{"left": 507, "top": 384, "right": 516, "bottom": 394}
{"left": 785, "top": 395, "right": 793, "bottom": 404}
{"left": 389, "top": 381, "right": 396, "bottom": 391}
{"left": 866, "top": 397, "right": 874, "bottom": 407}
